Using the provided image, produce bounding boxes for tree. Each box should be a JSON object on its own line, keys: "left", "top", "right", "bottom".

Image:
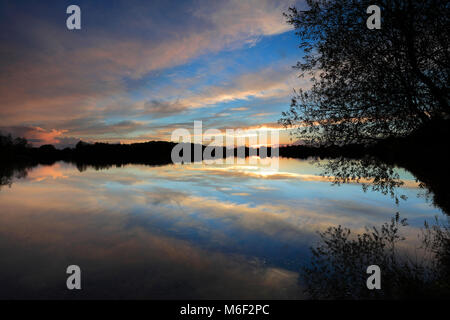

{"left": 280, "top": 0, "right": 449, "bottom": 146}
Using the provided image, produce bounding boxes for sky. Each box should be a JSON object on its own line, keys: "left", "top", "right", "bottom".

{"left": 0, "top": 0, "right": 310, "bottom": 148}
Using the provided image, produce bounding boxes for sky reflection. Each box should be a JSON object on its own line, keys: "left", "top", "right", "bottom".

{"left": 0, "top": 158, "right": 443, "bottom": 298}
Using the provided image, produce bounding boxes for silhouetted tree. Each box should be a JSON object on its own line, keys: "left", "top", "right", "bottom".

{"left": 0, "top": 132, "right": 32, "bottom": 161}
{"left": 280, "top": 0, "right": 449, "bottom": 146}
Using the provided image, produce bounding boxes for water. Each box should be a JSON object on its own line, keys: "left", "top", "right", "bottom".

{"left": 0, "top": 158, "right": 443, "bottom": 299}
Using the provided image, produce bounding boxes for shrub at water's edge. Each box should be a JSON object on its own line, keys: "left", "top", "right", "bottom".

{"left": 301, "top": 213, "right": 450, "bottom": 299}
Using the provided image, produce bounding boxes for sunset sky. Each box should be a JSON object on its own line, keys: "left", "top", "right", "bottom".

{"left": 0, "top": 0, "right": 309, "bottom": 147}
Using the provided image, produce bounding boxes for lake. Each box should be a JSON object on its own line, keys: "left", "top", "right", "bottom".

{"left": 0, "top": 157, "right": 443, "bottom": 299}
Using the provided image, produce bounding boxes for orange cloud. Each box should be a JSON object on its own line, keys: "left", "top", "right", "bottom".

{"left": 0, "top": 126, "right": 67, "bottom": 146}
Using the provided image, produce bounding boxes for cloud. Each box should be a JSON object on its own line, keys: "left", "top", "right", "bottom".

{"left": 0, "top": 0, "right": 305, "bottom": 141}
{"left": 52, "top": 117, "right": 150, "bottom": 138}
{"left": 194, "top": 0, "right": 296, "bottom": 38}
{"left": 0, "top": 126, "right": 67, "bottom": 146}
{"left": 99, "top": 64, "right": 307, "bottom": 125}
{"left": 142, "top": 100, "right": 189, "bottom": 118}
{"left": 74, "top": 120, "right": 148, "bottom": 136}
{"left": 177, "top": 66, "right": 300, "bottom": 108}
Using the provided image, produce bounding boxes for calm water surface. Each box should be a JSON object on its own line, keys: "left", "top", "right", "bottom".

{"left": 0, "top": 158, "right": 443, "bottom": 299}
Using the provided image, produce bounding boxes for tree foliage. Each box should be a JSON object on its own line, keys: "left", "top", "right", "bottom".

{"left": 280, "top": 0, "right": 449, "bottom": 146}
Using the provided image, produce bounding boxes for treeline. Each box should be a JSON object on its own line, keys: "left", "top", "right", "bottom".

{"left": 2, "top": 118, "right": 449, "bottom": 166}
{"left": 0, "top": 133, "right": 378, "bottom": 166}
{"left": 0, "top": 134, "right": 260, "bottom": 167}
{"left": 1, "top": 135, "right": 174, "bottom": 166}
{"left": 2, "top": 119, "right": 450, "bottom": 214}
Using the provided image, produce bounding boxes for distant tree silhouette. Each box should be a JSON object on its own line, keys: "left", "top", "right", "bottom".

{"left": 280, "top": 0, "right": 449, "bottom": 146}
{"left": 0, "top": 132, "right": 32, "bottom": 162}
